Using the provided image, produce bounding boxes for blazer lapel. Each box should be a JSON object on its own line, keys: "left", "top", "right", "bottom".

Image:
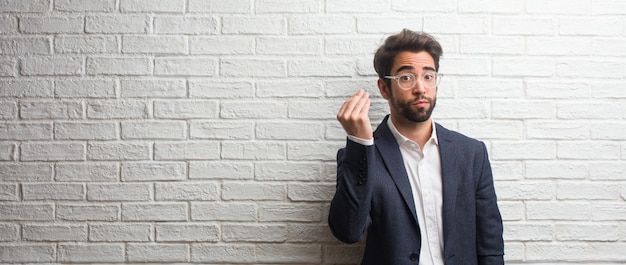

{"left": 436, "top": 124, "right": 460, "bottom": 246}
{"left": 374, "top": 116, "right": 418, "bottom": 223}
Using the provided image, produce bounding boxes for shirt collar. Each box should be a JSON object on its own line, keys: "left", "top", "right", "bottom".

{"left": 387, "top": 116, "right": 439, "bottom": 147}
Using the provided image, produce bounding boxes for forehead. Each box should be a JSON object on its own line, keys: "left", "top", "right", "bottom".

{"left": 391, "top": 51, "right": 435, "bottom": 73}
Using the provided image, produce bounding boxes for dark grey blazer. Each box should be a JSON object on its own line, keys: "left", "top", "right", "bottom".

{"left": 328, "top": 115, "right": 504, "bottom": 265}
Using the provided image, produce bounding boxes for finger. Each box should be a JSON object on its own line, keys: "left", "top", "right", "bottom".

{"left": 338, "top": 89, "right": 365, "bottom": 118}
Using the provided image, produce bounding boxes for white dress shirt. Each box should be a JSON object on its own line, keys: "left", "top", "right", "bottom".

{"left": 347, "top": 117, "right": 444, "bottom": 264}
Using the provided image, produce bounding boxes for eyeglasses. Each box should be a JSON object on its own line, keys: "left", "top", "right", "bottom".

{"left": 384, "top": 72, "right": 442, "bottom": 90}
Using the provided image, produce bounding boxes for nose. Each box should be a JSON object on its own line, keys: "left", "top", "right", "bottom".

{"left": 412, "top": 78, "right": 426, "bottom": 94}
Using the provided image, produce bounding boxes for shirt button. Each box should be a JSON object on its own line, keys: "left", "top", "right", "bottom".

{"left": 409, "top": 252, "right": 418, "bottom": 261}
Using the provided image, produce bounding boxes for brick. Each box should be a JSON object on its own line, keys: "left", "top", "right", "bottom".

{"left": 0, "top": 100, "right": 16, "bottom": 119}
{"left": 22, "top": 183, "right": 84, "bottom": 200}
{"left": 526, "top": 80, "right": 590, "bottom": 99}
{"left": 526, "top": 242, "right": 626, "bottom": 261}
{"left": 327, "top": 0, "right": 389, "bottom": 12}
{"left": 255, "top": 162, "right": 321, "bottom": 181}
{"left": 122, "top": 35, "right": 187, "bottom": 55}
{"left": 256, "top": 0, "right": 320, "bottom": 13}
{"left": 0, "top": 16, "right": 18, "bottom": 34}
{"left": 288, "top": 16, "right": 354, "bottom": 34}
{"left": 491, "top": 161, "right": 523, "bottom": 181}
{"left": 560, "top": 18, "right": 622, "bottom": 36}
{"left": 127, "top": 243, "right": 189, "bottom": 262}
{"left": 121, "top": 162, "right": 186, "bottom": 181}
{"left": 503, "top": 223, "right": 554, "bottom": 241}
{"left": 0, "top": 0, "right": 50, "bottom": 12}
{"left": 325, "top": 244, "right": 364, "bottom": 264}
{"left": 89, "top": 223, "right": 152, "bottom": 242}
{"left": 493, "top": 58, "right": 555, "bottom": 77}
{"left": 526, "top": 161, "right": 588, "bottom": 179}
{"left": 20, "top": 56, "right": 83, "bottom": 76}
{"left": 189, "top": 161, "right": 253, "bottom": 180}
{"left": 0, "top": 37, "right": 50, "bottom": 55}
{"left": 0, "top": 79, "right": 53, "bottom": 97}
{"left": 121, "top": 0, "right": 185, "bottom": 12}
{"left": 491, "top": 141, "right": 556, "bottom": 160}
{"left": 155, "top": 57, "right": 217, "bottom": 76}
{"left": 223, "top": 224, "right": 286, "bottom": 242}
{"left": 0, "top": 163, "right": 52, "bottom": 182}
{"left": 189, "top": 80, "right": 253, "bottom": 98}
{"left": 155, "top": 182, "right": 219, "bottom": 201}
{"left": 54, "top": 0, "right": 116, "bottom": 12}
{"left": 592, "top": 203, "right": 626, "bottom": 221}
{"left": 258, "top": 36, "right": 321, "bottom": 55}
{"left": 190, "top": 36, "right": 254, "bottom": 55}
{"left": 556, "top": 223, "right": 619, "bottom": 241}
{"left": 593, "top": 0, "right": 626, "bottom": 14}
{"left": 440, "top": 57, "right": 490, "bottom": 76}
{"left": 558, "top": 141, "right": 621, "bottom": 160}
{"left": 121, "top": 121, "right": 186, "bottom": 140}
{"left": 55, "top": 162, "right": 119, "bottom": 182}
{"left": 221, "top": 101, "right": 287, "bottom": 119}
{"left": 20, "top": 100, "right": 83, "bottom": 119}
{"left": 223, "top": 17, "right": 284, "bottom": 34}
{"left": 0, "top": 183, "right": 18, "bottom": 200}
{"left": 86, "top": 57, "right": 152, "bottom": 75}
{"left": 23, "top": 224, "right": 87, "bottom": 241}
{"left": 191, "top": 244, "right": 255, "bottom": 263}
{"left": 121, "top": 78, "right": 187, "bottom": 98}
{"left": 0, "top": 122, "right": 52, "bottom": 140}
{"left": 460, "top": 36, "right": 524, "bottom": 55}
{"left": 288, "top": 142, "right": 342, "bottom": 161}
{"left": 492, "top": 100, "right": 555, "bottom": 119}
{"left": 0, "top": 223, "right": 18, "bottom": 241}
{"left": 20, "top": 16, "right": 83, "bottom": 34}
{"left": 589, "top": 162, "right": 626, "bottom": 180}
{"left": 256, "top": 122, "right": 323, "bottom": 140}
{"left": 21, "top": 142, "right": 85, "bottom": 161}
{"left": 257, "top": 80, "right": 323, "bottom": 98}
{"left": 0, "top": 244, "right": 55, "bottom": 263}
{"left": 391, "top": 0, "right": 455, "bottom": 12}
{"left": 87, "top": 183, "right": 151, "bottom": 201}
{"left": 155, "top": 141, "right": 220, "bottom": 160}
{"left": 0, "top": 203, "right": 54, "bottom": 221}
{"left": 87, "top": 100, "right": 150, "bottom": 119}
{"left": 458, "top": 121, "right": 523, "bottom": 140}
{"left": 256, "top": 243, "right": 321, "bottom": 263}
{"left": 288, "top": 183, "right": 335, "bottom": 201}
{"left": 287, "top": 100, "right": 338, "bottom": 120}
{"left": 191, "top": 202, "right": 257, "bottom": 221}
{"left": 558, "top": 181, "right": 619, "bottom": 200}
{"left": 259, "top": 203, "right": 322, "bottom": 222}
{"left": 122, "top": 203, "right": 187, "bottom": 221}
{"left": 428, "top": 99, "right": 490, "bottom": 119}
{"left": 526, "top": 121, "right": 589, "bottom": 140}
{"left": 155, "top": 16, "right": 218, "bottom": 34}
{"left": 458, "top": 0, "right": 522, "bottom": 13}
{"left": 154, "top": 100, "right": 218, "bottom": 119}
{"left": 527, "top": 202, "right": 590, "bottom": 221}
{"left": 593, "top": 38, "right": 626, "bottom": 56}
{"left": 86, "top": 15, "right": 149, "bottom": 33}
{"left": 357, "top": 17, "right": 422, "bottom": 34}
{"left": 425, "top": 15, "right": 488, "bottom": 34}
{"left": 326, "top": 37, "right": 381, "bottom": 55}
{"left": 156, "top": 223, "right": 219, "bottom": 242}
{"left": 557, "top": 59, "right": 622, "bottom": 78}
{"left": 526, "top": 0, "right": 589, "bottom": 14}
{"left": 58, "top": 243, "right": 124, "bottom": 263}
{"left": 222, "top": 183, "right": 285, "bottom": 201}
{"left": 558, "top": 102, "right": 623, "bottom": 119}
{"left": 55, "top": 121, "right": 117, "bottom": 140}
{"left": 0, "top": 57, "right": 17, "bottom": 76}
{"left": 221, "top": 59, "right": 285, "bottom": 77}
{"left": 57, "top": 204, "right": 119, "bottom": 221}
{"left": 287, "top": 223, "right": 335, "bottom": 242}
{"left": 222, "top": 142, "right": 285, "bottom": 160}
{"left": 190, "top": 121, "right": 254, "bottom": 140}
{"left": 55, "top": 79, "right": 117, "bottom": 98}
{"left": 493, "top": 16, "right": 556, "bottom": 35}
{"left": 189, "top": 0, "right": 252, "bottom": 13}
{"left": 591, "top": 122, "right": 626, "bottom": 140}
{"left": 498, "top": 201, "right": 523, "bottom": 221}
{"left": 288, "top": 59, "right": 353, "bottom": 77}
{"left": 495, "top": 181, "right": 554, "bottom": 200}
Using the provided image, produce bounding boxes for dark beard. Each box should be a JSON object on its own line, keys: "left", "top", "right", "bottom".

{"left": 393, "top": 96, "right": 436, "bottom": 123}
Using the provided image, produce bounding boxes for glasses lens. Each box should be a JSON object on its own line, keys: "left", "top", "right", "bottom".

{"left": 398, "top": 73, "right": 415, "bottom": 90}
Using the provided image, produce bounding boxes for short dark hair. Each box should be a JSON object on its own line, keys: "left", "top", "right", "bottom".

{"left": 373, "top": 29, "right": 443, "bottom": 87}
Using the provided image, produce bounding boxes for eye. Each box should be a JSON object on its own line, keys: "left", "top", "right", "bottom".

{"left": 399, "top": 74, "right": 414, "bottom": 81}
{"left": 423, "top": 73, "right": 435, "bottom": 81}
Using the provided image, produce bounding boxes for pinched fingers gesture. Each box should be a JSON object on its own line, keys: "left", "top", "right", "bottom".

{"left": 336, "top": 89, "right": 373, "bottom": 140}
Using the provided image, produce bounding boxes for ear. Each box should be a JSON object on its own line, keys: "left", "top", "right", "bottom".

{"left": 377, "top": 79, "right": 391, "bottom": 100}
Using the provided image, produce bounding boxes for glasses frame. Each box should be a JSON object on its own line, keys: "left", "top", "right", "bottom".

{"left": 384, "top": 72, "right": 443, "bottom": 90}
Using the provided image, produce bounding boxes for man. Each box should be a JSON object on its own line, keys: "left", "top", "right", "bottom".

{"left": 328, "top": 29, "right": 504, "bottom": 265}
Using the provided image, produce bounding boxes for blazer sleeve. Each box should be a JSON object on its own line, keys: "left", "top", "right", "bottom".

{"left": 475, "top": 142, "right": 505, "bottom": 265}
{"left": 327, "top": 138, "right": 375, "bottom": 244}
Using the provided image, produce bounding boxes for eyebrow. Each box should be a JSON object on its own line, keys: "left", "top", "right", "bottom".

{"left": 395, "top": 65, "right": 437, "bottom": 74}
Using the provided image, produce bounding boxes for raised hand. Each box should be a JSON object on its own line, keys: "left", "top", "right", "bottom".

{"left": 336, "top": 89, "right": 373, "bottom": 140}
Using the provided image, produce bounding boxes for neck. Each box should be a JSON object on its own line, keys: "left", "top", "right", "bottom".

{"left": 390, "top": 115, "right": 433, "bottom": 148}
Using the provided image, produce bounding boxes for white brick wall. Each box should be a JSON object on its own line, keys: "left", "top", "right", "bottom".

{"left": 0, "top": 0, "right": 625, "bottom": 264}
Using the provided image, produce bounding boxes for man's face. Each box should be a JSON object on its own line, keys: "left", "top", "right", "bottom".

{"left": 382, "top": 51, "right": 438, "bottom": 123}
